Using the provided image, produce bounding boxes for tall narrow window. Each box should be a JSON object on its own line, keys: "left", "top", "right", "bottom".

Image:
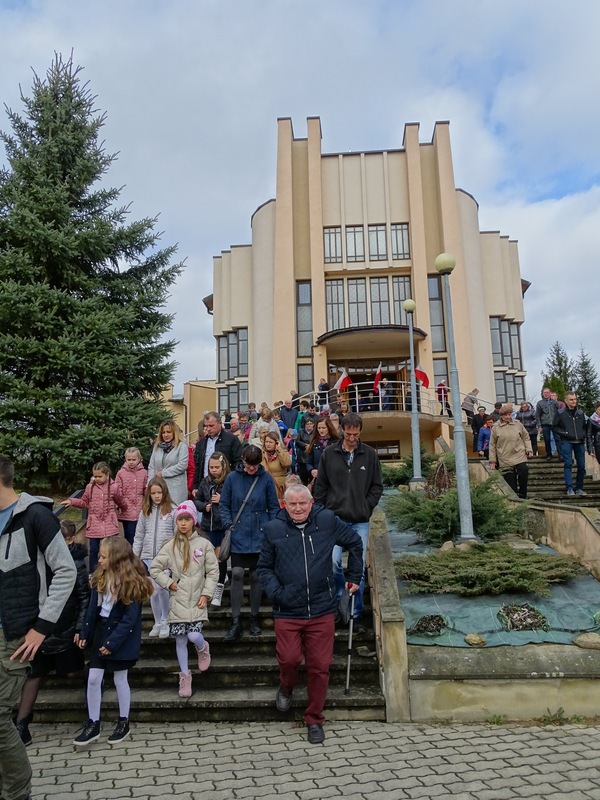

{"left": 345, "top": 226, "right": 365, "bottom": 262}
{"left": 218, "top": 337, "right": 228, "bottom": 381}
{"left": 368, "top": 224, "right": 387, "bottom": 261}
{"left": 296, "top": 281, "right": 313, "bottom": 357}
{"left": 428, "top": 275, "right": 446, "bottom": 352}
{"left": 510, "top": 323, "right": 522, "bottom": 370}
{"left": 490, "top": 318, "right": 502, "bottom": 366}
{"left": 238, "top": 329, "right": 248, "bottom": 376}
{"left": 297, "top": 364, "right": 313, "bottom": 397}
{"left": 391, "top": 223, "right": 410, "bottom": 260}
{"left": 323, "top": 227, "right": 342, "bottom": 263}
{"left": 370, "top": 277, "right": 390, "bottom": 325}
{"left": 392, "top": 276, "right": 412, "bottom": 324}
{"left": 325, "top": 279, "right": 345, "bottom": 330}
{"left": 348, "top": 278, "right": 368, "bottom": 326}
{"left": 227, "top": 332, "right": 238, "bottom": 379}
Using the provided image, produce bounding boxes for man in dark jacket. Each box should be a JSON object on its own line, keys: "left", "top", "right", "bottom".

{"left": 0, "top": 454, "right": 76, "bottom": 800}
{"left": 552, "top": 392, "right": 588, "bottom": 496}
{"left": 257, "top": 484, "right": 362, "bottom": 745}
{"left": 192, "top": 411, "right": 244, "bottom": 493}
{"left": 312, "top": 412, "right": 383, "bottom": 631}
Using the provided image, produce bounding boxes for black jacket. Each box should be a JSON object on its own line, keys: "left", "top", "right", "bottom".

{"left": 40, "top": 542, "right": 90, "bottom": 655}
{"left": 0, "top": 493, "right": 76, "bottom": 642}
{"left": 257, "top": 504, "right": 363, "bottom": 619}
{"left": 312, "top": 439, "right": 383, "bottom": 523}
{"left": 195, "top": 477, "right": 227, "bottom": 533}
{"left": 193, "top": 430, "right": 244, "bottom": 490}
{"left": 553, "top": 406, "right": 587, "bottom": 443}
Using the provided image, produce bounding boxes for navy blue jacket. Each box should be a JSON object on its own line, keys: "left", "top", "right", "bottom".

{"left": 257, "top": 504, "right": 363, "bottom": 619}
{"left": 219, "top": 465, "right": 279, "bottom": 554}
{"left": 81, "top": 589, "right": 143, "bottom": 663}
{"left": 553, "top": 406, "right": 587, "bottom": 443}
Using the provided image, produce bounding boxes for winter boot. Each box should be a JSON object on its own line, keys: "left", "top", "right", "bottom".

{"left": 223, "top": 617, "right": 242, "bottom": 642}
{"left": 178, "top": 671, "right": 192, "bottom": 698}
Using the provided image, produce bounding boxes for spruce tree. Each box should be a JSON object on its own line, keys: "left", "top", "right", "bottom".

{"left": 0, "top": 55, "right": 183, "bottom": 491}
{"left": 542, "top": 341, "right": 574, "bottom": 398}
{"left": 573, "top": 347, "right": 600, "bottom": 415}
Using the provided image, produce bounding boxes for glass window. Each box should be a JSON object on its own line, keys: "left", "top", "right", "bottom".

{"left": 325, "top": 279, "right": 345, "bottom": 331}
{"left": 227, "top": 384, "right": 239, "bottom": 414}
{"left": 392, "top": 276, "right": 412, "bottom": 325}
{"left": 514, "top": 376, "right": 525, "bottom": 402}
{"left": 391, "top": 223, "right": 410, "bottom": 260}
{"left": 228, "top": 332, "right": 238, "bottom": 379}
{"left": 218, "top": 337, "right": 228, "bottom": 382}
{"left": 490, "top": 318, "right": 502, "bottom": 367}
{"left": 368, "top": 224, "right": 387, "bottom": 261}
{"left": 345, "top": 226, "right": 365, "bottom": 262}
{"left": 218, "top": 388, "right": 228, "bottom": 413}
{"left": 296, "top": 281, "right": 313, "bottom": 358}
{"left": 428, "top": 275, "right": 446, "bottom": 352}
{"left": 494, "top": 373, "right": 506, "bottom": 402}
{"left": 323, "top": 227, "right": 342, "bottom": 263}
{"left": 297, "top": 364, "right": 313, "bottom": 397}
{"left": 433, "top": 359, "right": 448, "bottom": 386}
{"left": 348, "top": 278, "right": 367, "bottom": 326}
{"left": 238, "top": 329, "right": 248, "bottom": 376}
{"left": 370, "top": 277, "right": 390, "bottom": 325}
{"left": 510, "top": 323, "right": 522, "bottom": 370}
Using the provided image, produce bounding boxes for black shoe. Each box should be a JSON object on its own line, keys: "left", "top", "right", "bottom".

{"left": 307, "top": 723, "right": 325, "bottom": 744}
{"left": 249, "top": 615, "right": 262, "bottom": 636}
{"left": 108, "top": 716, "right": 130, "bottom": 745}
{"left": 15, "top": 715, "right": 32, "bottom": 747}
{"left": 353, "top": 621, "right": 369, "bottom": 636}
{"left": 275, "top": 686, "right": 293, "bottom": 712}
{"left": 73, "top": 719, "right": 101, "bottom": 746}
{"left": 223, "top": 617, "right": 242, "bottom": 642}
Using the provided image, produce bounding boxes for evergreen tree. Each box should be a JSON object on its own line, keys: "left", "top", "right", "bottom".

{"left": 542, "top": 341, "right": 574, "bottom": 398}
{"left": 0, "top": 55, "right": 183, "bottom": 491}
{"left": 573, "top": 347, "right": 600, "bottom": 415}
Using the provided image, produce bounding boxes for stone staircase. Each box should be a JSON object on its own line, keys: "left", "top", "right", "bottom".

{"left": 33, "top": 587, "right": 385, "bottom": 724}
{"left": 526, "top": 456, "right": 600, "bottom": 508}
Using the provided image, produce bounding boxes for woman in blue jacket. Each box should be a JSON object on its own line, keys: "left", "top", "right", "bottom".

{"left": 220, "top": 445, "right": 279, "bottom": 640}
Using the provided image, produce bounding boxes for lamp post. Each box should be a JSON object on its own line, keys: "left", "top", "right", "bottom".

{"left": 402, "top": 298, "right": 425, "bottom": 489}
{"left": 434, "top": 253, "right": 476, "bottom": 540}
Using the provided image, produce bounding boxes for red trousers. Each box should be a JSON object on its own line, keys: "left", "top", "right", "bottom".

{"left": 274, "top": 613, "right": 335, "bottom": 725}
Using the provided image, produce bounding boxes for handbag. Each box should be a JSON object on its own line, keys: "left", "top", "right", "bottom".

{"left": 218, "top": 476, "right": 259, "bottom": 563}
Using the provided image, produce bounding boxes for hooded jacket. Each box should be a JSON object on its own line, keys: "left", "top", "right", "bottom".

{"left": 150, "top": 531, "right": 219, "bottom": 623}
{"left": 115, "top": 461, "right": 148, "bottom": 521}
{"left": 0, "top": 493, "right": 76, "bottom": 642}
{"left": 219, "top": 464, "right": 279, "bottom": 554}
{"left": 257, "top": 504, "right": 363, "bottom": 619}
{"left": 69, "top": 478, "right": 125, "bottom": 539}
{"left": 40, "top": 542, "right": 90, "bottom": 655}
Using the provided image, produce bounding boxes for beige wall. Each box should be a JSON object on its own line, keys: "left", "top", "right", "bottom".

{"left": 161, "top": 381, "right": 217, "bottom": 443}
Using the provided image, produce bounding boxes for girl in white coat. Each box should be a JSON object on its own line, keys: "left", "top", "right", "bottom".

{"left": 132, "top": 477, "right": 176, "bottom": 638}
{"left": 150, "top": 501, "right": 219, "bottom": 698}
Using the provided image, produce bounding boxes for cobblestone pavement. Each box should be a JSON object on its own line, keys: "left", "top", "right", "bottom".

{"left": 28, "top": 720, "right": 600, "bottom": 799}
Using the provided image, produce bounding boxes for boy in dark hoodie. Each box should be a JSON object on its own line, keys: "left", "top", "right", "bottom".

{"left": 14, "top": 520, "right": 90, "bottom": 747}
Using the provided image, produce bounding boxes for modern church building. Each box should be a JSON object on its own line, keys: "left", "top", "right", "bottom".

{"left": 205, "top": 117, "right": 528, "bottom": 456}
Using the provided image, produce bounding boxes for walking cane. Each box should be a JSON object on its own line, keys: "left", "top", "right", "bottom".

{"left": 344, "top": 591, "right": 356, "bottom": 695}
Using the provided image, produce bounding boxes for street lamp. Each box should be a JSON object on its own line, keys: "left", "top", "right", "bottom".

{"left": 434, "top": 252, "right": 476, "bottom": 540}
{"left": 402, "top": 298, "right": 425, "bottom": 489}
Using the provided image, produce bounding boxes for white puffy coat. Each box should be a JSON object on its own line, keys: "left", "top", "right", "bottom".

{"left": 150, "top": 532, "right": 218, "bottom": 623}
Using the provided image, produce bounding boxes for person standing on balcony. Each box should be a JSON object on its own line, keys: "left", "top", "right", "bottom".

{"left": 488, "top": 404, "right": 532, "bottom": 499}
{"left": 436, "top": 380, "right": 452, "bottom": 417}
{"left": 317, "top": 378, "right": 330, "bottom": 411}
{"left": 461, "top": 388, "right": 479, "bottom": 426}
{"left": 313, "top": 412, "right": 383, "bottom": 634}
{"left": 535, "top": 387, "right": 559, "bottom": 460}
{"left": 279, "top": 398, "right": 299, "bottom": 431}
{"left": 553, "top": 392, "right": 588, "bottom": 497}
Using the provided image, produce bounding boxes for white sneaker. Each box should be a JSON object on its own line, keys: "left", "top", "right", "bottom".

{"left": 149, "top": 623, "right": 161, "bottom": 637}
{"left": 211, "top": 583, "right": 224, "bottom": 607}
{"left": 158, "top": 621, "right": 170, "bottom": 638}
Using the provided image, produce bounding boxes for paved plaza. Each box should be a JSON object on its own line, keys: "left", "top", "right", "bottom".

{"left": 27, "top": 719, "right": 600, "bottom": 799}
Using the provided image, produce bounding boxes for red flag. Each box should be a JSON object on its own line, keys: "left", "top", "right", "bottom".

{"left": 333, "top": 368, "right": 352, "bottom": 392}
{"left": 373, "top": 362, "right": 383, "bottom": 394}
{"left": 415, "top": 365, "right": 430, "bottom": 388}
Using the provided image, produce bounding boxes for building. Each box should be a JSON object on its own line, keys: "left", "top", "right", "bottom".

{"left": 206, "top": 117, "right": 528, "bottom": 457}
{"left": 161, "top": 380, "right": 217, "bottom": 443}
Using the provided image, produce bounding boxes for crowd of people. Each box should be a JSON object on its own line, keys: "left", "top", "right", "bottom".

{"left": 0, "top": 395, "right": 382, "bottom": 792}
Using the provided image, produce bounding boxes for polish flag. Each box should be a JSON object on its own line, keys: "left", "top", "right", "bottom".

{"left": 415, "top": 365, "right": 430, "bottom": 388}
{"left": 333, "top": 368, "right": 352, "bottom": 392}
{"left": 373, "top": 362, "right": 383, "bottom": 394}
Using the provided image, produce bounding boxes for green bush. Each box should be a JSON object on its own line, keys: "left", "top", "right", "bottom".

{"left": 381, "top": 449, "right": 442, "bottom": 486}
{"left": 384, "top": 479, "right": 525, "bottom": 546}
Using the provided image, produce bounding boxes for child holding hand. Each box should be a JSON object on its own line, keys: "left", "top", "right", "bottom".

{"left": 150, "top": 501, "right": 218, "bottom": 698}
{"left": 63, "top": 462, "right": 126, "bottom": 573}
{"left": 73, "top": 537, "right": 152, "bottom": 747}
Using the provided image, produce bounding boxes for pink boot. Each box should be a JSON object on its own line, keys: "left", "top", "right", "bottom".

{"left": 197, "top": 642, "right": 211, "bottom": 672}
{"left": 178, "top": 671, "right": 192, "bottom": 698}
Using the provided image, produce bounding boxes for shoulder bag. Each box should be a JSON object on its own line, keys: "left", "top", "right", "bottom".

{"left": 219, "top": 476, "right": 259, "bottom": 563}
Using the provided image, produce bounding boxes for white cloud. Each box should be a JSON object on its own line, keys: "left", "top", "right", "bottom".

{"left": 0, "top": 0, "right": 598, "bottom": 397}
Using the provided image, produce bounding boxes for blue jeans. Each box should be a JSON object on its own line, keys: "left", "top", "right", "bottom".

{"left": 559, "top": 441, "right": 586, "bottom": 491}
{"left": 332, "top": 521, "right": 369, "bottom": 619}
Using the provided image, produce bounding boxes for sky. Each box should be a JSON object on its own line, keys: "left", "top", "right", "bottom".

{"left": 1, "top": 0, "right": 599, "bottom": 400}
